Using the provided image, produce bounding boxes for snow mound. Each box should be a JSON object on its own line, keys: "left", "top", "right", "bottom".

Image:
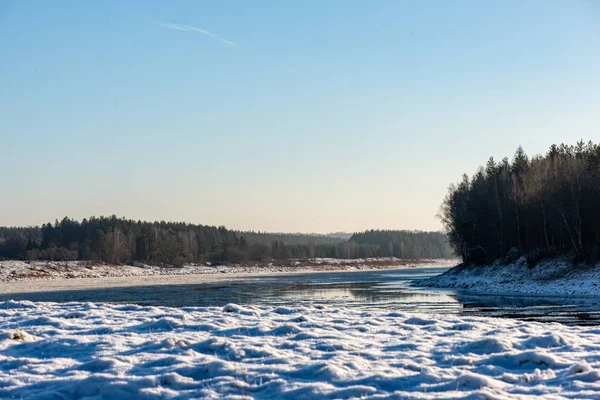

{"left": 0, "top": 300, "right": 35, "bottom": 309}
{"left": 519, "top": 333, "right": 569, "bottom": 349}
{"left": 272, "top": 306, "right": 299, "bottom": 315}
{"left": 1, "top": 300, "right": 600, "bottom": 398}
{"left": 11, "top": 329, "right": 36, "bottom": 342}
{"left": 222, "top": 303, "right": 260, "bottom": 315}
{"left": 457, "top": 337, "right": 512, "bottom": 354}
{"left": 404, "top": 316, "right": 436, "bottom": 325}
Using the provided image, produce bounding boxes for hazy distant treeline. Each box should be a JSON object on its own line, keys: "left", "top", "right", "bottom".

{"left": 351, "top": 230, "right": 454, "bottom": 259}
{"left": 440, "top": 141, "right": 600, "bottom": 265}
{"left": 235, "top": 231, "right": 348, "bottom": 246}
{"left": 0, "top": 217, "right": 453, "bottom": 265}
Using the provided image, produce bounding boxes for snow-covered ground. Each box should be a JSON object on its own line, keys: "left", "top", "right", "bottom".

{"left": 2, "top": 300, "right": 600, "bottom": 399}
{"left": 0, "top": 258, "right": 456, "bottom": 283}
{"left": 416, "top": 257, "right": 600, "bottom": 297}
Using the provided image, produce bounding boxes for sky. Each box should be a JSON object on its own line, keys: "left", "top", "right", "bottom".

{"left": 1, "top": 1, "right": 599, "bottom": 233}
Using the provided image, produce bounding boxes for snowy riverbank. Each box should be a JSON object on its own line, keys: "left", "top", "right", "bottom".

{"left": 416, "top": 257, "right": 600, "bottom": 297}
{"left": 2, "top": 300, "right": 600, "bottom": 399}
{"left": 0, "top": 258, "right": 456, "bottom": 283}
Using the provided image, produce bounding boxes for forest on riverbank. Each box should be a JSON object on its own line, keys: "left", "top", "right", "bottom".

{"left": 440, "top": 140, "right": 600, "bottom": 265}
{"left": 0, "top": 217, "right": 453, "bottom": 265}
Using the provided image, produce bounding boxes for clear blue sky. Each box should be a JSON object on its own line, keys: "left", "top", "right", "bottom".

{"left": 1, "top": 1, "right": 599, "bottom": 232}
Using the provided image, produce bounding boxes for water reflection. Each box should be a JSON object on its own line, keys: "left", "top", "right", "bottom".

{"left": 456, "top": 293, "right": 600, "bottom": 324}
{"left": 279, "top": 280, "right": 462, "bottom": 313}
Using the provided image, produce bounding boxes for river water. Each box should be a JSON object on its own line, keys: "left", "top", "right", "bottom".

{"left": 2, "top": 267, "right": 600, "bottom": 325}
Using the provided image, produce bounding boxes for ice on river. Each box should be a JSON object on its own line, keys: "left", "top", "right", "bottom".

{"left": 2, "top": 300, "right": 600, "bottom": 399}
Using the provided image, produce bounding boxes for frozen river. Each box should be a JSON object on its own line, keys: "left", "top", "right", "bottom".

{"left": 2, "top": 267, "right": 600, "bottom": 325}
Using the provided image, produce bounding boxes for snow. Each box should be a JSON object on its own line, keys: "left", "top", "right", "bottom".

{"left": 3, "top": 300, "right": 600, "bottom": 398}
{"left": 416, "top": 257, "right": 600, "bottom": 297}
{"left": 0, "top": 259, "right": 456, "bottom": 283}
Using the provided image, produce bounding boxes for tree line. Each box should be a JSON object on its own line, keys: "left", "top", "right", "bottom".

{"left": 235, "top": 231, "right": 347, "bottom": 247}
{"left": 0, "top": 216, "right": 453, "bottom": 265}
{"left": 350, "top": 230, "right": 453, "bottom": 259}
{"left": 440, "top": 140, "right": 600, "bottom": 265}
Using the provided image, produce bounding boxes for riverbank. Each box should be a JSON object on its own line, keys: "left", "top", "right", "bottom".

{"left": 416, "top": 256, "right": 600, "bottom": 297}
{"left": 0, "top": 259, "right": 457, "bottom": 294}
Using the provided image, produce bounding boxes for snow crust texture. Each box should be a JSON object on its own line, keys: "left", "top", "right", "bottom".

{"left": 417, "top": 257, "right": 600, "bottom": 296}
{"left": 2, "top": 301, "right": 600, "bottom": 399}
